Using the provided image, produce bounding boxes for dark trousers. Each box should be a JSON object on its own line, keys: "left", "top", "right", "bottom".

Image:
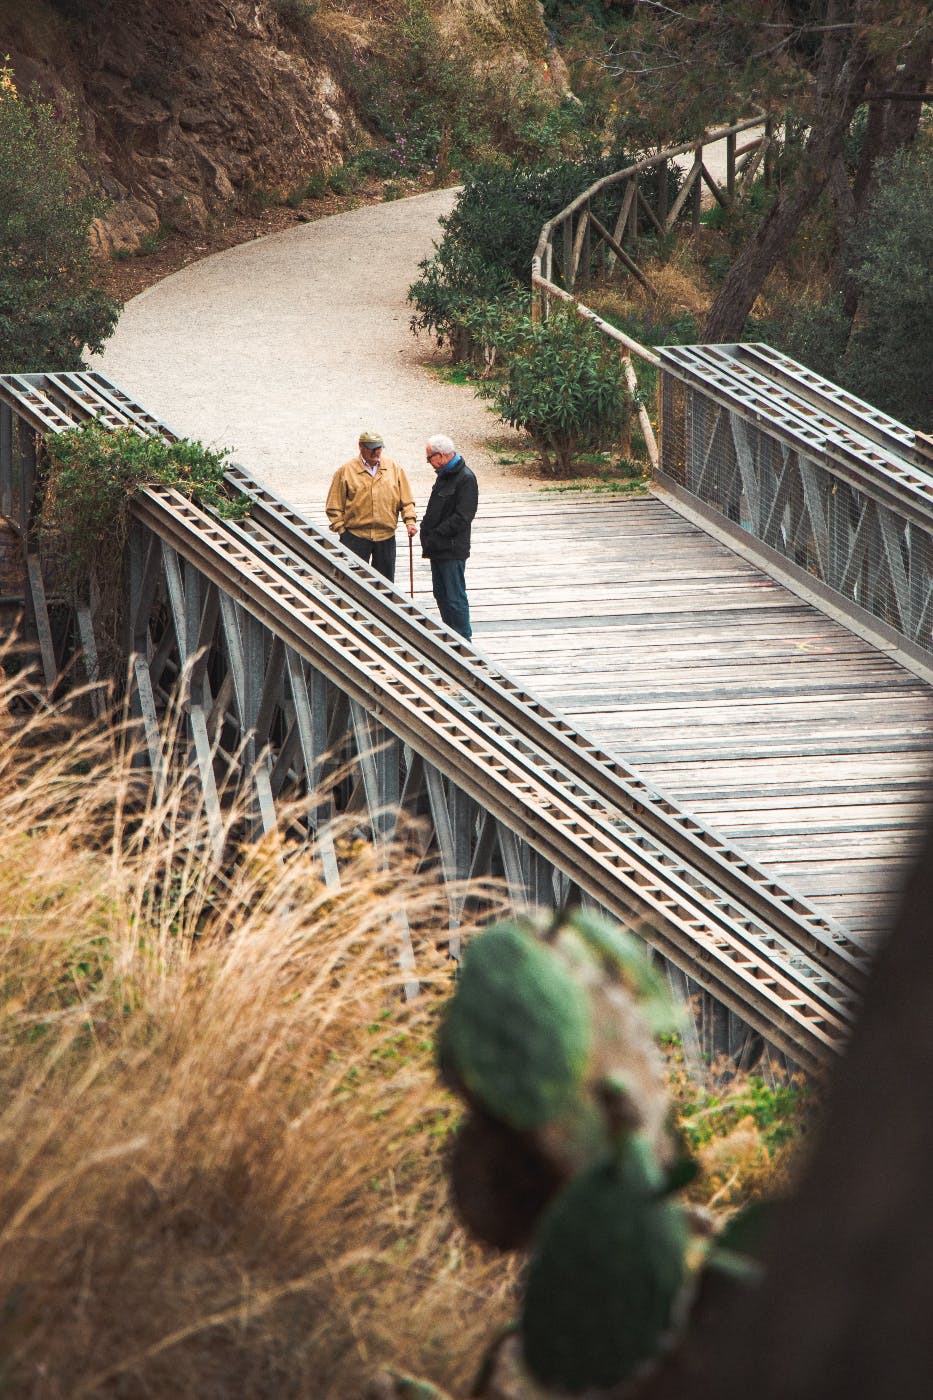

{"left": 340, "top": 531, "right": 396, "bottom": 582}
{"left": 430, "top": 558, "right": 472, "bottom": 640}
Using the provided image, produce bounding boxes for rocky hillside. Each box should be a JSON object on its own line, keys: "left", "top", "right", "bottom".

{"left": 1, "top": 0, "right": 556, "bottom": 257}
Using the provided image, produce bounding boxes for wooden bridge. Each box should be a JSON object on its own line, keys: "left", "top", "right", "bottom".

{"left": 1, "top": 347, "right": 931, "bottom": 1073}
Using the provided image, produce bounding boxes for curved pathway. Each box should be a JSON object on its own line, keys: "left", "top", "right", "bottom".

{"left": 94, "top": 188, "right": 537, "bottom": 513}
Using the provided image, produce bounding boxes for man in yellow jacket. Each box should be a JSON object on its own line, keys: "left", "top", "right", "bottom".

{"left": 325, "top": 430, "right": 417, "bottom": 583}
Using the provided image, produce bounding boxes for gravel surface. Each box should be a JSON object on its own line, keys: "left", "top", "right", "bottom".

{"left": 94, "top": 187, "right": 540, "bottom": 515}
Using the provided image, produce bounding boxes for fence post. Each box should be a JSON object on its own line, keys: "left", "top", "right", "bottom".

{"left": 628, "top": 174, "right": 639, "bottom": 246}
{"left": 657, "top": 157, "right": 669, "bottom": 230}
{"left": 726, "top": 130, "right": 736, "bottom": 204}
{"left": 692, "top": 144, "right": 703, "bottom": 233}
{"left": 764, "top": 116, "right": 775, "bottom": 188}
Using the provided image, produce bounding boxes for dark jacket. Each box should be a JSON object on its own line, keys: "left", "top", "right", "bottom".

{"left": 419, "top": 456, "right": 478, "bottom": 560}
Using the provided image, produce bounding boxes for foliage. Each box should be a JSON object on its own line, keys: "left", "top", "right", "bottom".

{"left": 408, "top": 155, "right": 614, "bottom": 356}
{"left": 408, "top": 241, "right": 517, "bottom": 357}
{"left": 0, "top": 673, "right": 516, "bottom": 1397}
{"left": 776, "top": 292, "right": 851, "bottom": 385}
{"left": 677, "top": 1071, "right": 810, "bottom": 1157}
{"left": 438, "top": 155, "right": 610, "bottom": 286}
{"left": 40, "top": 421, "right": 247, "bottom": 590}
{"left": 0, "top": 60, "right": 120, "bottom": 372}
{"left": 480, "top": 305, "right": 633, "bottom": 474}
{"left": 767, "top": 147, "right": 933, "bottom": 431}
{"left": 438, "top": 910, "right": 787, "bottom": 1394}
{"left": 837, "top": 148, "right": 933, "bottom": 431}
{"left": 335, "top": 0, "right": 569, "bottom": 185}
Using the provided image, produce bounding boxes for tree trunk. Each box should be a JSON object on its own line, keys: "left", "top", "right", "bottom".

{"left": 703, "top": 0, "right": 868, "bottom": 343}
{"left": 853, "top": 42, "right": 933, "bottom": 217}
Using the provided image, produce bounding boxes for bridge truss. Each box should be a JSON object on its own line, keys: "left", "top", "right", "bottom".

{"left": 658, "top": 343, "right": 933, "bottom": 683}
{"left": 0, "top": 370, "right": 871, "bottom": 1069}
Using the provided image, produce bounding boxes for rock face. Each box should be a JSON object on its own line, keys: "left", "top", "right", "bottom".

{"left": 2, "top": 0, "right": 552, "bottom": 254}
{"left": 3, "top": 0, "right": 361, "bottom": 246}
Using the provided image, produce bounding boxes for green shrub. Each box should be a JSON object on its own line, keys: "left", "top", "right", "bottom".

{"left": 408, "top": 242, "right": 516, "bottom": 357}
{"left": 837, "top": 148, "right": 933, "bottom": 431}
{"left": 439, "top": 156, "right": 611, "bottom": 286}
{"left": 40, "top": 421, "right": 247, "bottom": 590}
{"left": 305, "top": 170, "right": 329, "bottom": 199}
{"left": 0, "top": 61, "right": 120, "bottom": 372}
{"left": 481, "top": 305, "right": 633, "bottom": 474}
{"left": 408, "top": 155, "right": 612, "bottom": 357}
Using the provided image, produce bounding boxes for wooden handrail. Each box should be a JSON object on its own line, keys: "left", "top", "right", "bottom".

{"left": 531, "top": 114, "right": 771, "bottom": 471}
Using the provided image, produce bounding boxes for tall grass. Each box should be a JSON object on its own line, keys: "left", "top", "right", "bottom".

{"left": 0, "top": 670, "right": 517, "bottom": 1397}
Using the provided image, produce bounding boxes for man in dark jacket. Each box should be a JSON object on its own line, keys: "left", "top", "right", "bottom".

{"left": 420, "top": 433, "right": 478, "bottom": 641}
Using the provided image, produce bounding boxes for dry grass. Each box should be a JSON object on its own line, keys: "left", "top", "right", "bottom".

{"left": 0, "top": 672, "right": 517, "bottom": 1398}
{"left": 586, "top": 243, "right": 717, "bottom": 332}
{"left": 0, "top": 657, "right": 811, "bottom": 1397}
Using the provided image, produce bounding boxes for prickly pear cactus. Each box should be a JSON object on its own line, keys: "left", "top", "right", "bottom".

{"left": 520, "top": 1135, "right": 687, "bottom": 1394}
{"left": 443, "top": 921, "right": 592, "bottom": 1130}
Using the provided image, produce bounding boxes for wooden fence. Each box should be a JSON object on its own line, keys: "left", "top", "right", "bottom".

{"left": 530, "top": 114, "right": 772, "bottom": 468}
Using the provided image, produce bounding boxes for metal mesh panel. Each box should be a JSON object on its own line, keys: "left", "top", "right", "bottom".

{"left": 659, "top": 370, "right": 933, "bottom": 658}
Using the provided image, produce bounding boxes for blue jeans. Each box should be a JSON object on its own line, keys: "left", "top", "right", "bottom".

{"left": 430, "top": 558, "right": 471, "bottom": 640}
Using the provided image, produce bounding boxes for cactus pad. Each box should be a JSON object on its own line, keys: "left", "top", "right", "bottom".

{"left": 443, "top": 921, "right": 592, "bottom": 1130}
{"left": 521, "top": 1135, "right": 687, "bottom": 1392}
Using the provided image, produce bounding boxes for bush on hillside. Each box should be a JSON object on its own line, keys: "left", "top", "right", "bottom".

{"left": 408, "top": 239, "right": 516, "bottom": 357}
{"left": 409, "top": 151, "right": 682, "bottom": 361}
{"left": 438, "top": 156, "right": 611, "bottom": 285}
{"left": 0, "top": 61, "right": 120, "bottom": 371}
{"left": 408, "top": 155, "right": 611, "bottom": 356}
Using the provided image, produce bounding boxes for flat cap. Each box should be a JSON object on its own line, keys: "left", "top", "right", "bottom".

{"left": 359, "top": 430, "right": 384, "bottom": 448}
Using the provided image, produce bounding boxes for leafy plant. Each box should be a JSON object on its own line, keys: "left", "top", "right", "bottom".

{"left": 408, "top": 242, "right": 516, "bottom": 358}
{"left": 40, "top": 421, "right": 247, "bottom": 591}
{"left": 0, "top": 59, "right": 120, "bottom": 371}
{"left": 480, "top": 305, "right": 633, "bottom": 474}
{"left": 837, "top": 147, "right": 933, "bottom": 431}
{"left": 437, "top": 155, "right": 612, "bottom": 287}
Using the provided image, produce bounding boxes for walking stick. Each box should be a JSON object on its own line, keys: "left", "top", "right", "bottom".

{"left": 408, "top": 533, "right": 414, "bottom": 598}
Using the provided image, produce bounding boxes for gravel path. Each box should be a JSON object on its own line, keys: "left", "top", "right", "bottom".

{"left": 94, "top": 187, "right": 539, "bottom": 514}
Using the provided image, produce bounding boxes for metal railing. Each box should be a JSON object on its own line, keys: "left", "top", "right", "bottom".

{"left": 656, "top": 343, "right": 933, "bottom": 678}
{"left": 0, "top": 369, "right": 870, "bottom": 1067}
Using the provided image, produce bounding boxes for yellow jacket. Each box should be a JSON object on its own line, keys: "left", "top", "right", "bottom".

{"left": 325, "top": 455, "right": 417, "bottom": 542}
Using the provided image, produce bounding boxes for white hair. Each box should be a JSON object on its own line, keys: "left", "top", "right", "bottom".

{"left": 426, "top": 433, "right": 455, "bottom": 456}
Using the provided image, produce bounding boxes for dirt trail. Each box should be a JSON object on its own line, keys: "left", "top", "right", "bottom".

{"left": 94, "top": 187, "right": 538, "bottom": 514}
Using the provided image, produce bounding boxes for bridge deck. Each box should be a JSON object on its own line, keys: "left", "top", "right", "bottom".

{"left": 464, "top": 491, "right": 933, "bottom": 943}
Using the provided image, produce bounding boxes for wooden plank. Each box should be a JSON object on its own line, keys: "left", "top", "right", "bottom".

{"left": 467, "top": 492, "right": 933, "bottom": 943}
{"left": 25, "top": 553, "right": 57, "bottom": 689}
